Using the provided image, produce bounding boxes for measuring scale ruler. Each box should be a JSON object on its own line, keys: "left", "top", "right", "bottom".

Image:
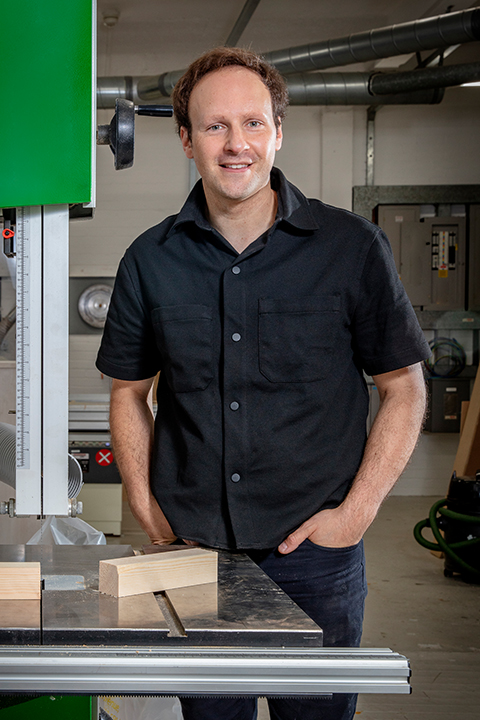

{"left": 15, "top": 205, "right": 70, "bottom": 516}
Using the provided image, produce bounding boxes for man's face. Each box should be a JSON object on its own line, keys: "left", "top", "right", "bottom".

{"left": 180, "top": 66, "right": 283, "bottom": 207}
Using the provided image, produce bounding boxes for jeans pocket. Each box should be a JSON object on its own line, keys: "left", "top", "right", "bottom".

{"left": 303, "top": 538, "right": 361, "bottom": 553}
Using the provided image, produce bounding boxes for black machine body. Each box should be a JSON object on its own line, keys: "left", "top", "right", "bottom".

{"left": 442, "top": 472, "right": 480, "bottom": 582}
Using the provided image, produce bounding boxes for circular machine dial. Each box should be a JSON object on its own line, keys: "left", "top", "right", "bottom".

{"left": 78, "top": 284, "right": 112, "bottom": 329}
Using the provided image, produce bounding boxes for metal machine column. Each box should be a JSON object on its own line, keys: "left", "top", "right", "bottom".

{"left": 15, "top": 206, "right": 69, "bottom": 516}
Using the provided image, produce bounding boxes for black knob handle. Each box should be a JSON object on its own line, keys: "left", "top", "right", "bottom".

{"left": 136, "top": 105, "right": 173, "bottom": 117}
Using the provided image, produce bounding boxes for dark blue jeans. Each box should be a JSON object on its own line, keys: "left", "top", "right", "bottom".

{"left": 179, "top": 539, "right": 367, "bottom": 720}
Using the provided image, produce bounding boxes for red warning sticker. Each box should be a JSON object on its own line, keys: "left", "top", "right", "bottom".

{"left": 96, "top": 449, "right": 114, "bottom": 466}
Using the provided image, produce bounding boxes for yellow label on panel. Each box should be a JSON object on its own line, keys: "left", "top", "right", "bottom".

{"left": 438, "top": 268, "right": 448, "bottom": 278}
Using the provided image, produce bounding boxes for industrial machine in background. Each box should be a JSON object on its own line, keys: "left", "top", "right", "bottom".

{"left": 424, "top": 337, "right": 471, "bottom": 433}
{"left": 376, "top": 202, "right": 480, "bottom": 434}
{"left": 414, "top": 471, "right": 480, "bottom": 584}
{"left": 69, "top": 277, "right": 122, "bottom": 536}
{"left": 69, "top": 397, "right": 122, "bottom": 536}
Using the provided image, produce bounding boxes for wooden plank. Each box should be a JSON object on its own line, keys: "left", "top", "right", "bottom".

{"left": 460, "top": 400, "right": 470, "bottom": 436}
{"left": 0, "top": 562, "right": 41, "bottom": 600}
{"left": 99, "top": 547, "right": 218, "bottom": 598}
{"left": 453, "top": 369, "right": 480, "bottom": 476}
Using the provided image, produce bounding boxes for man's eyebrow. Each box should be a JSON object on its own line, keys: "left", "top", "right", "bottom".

{"left": 201, "top": 111, "right": 270, "bottom": 125}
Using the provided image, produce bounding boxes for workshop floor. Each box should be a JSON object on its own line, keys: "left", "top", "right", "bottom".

{"left": 107, "top": 495, "right": 480, "bottom": 720}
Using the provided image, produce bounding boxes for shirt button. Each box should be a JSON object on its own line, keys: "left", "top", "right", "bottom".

{"left": 230, "top": 401, "right": 239, "bottom": 411}
{"left": 232, "top": 333, "right": 241, "bottom": 342}
{"left": 231, "top": 473, "right": 241, "bottom": 483}
{"left": 231, "top": 266, "right": 241, "bottom": 274}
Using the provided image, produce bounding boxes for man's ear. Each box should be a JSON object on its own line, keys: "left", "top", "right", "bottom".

{"left": 180, "top": 127, "right": 194, "bottom": 159}
{"left": 275, "top": 120, "right": 283, "bottom": 151}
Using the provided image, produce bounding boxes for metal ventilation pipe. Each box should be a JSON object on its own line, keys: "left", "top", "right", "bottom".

{"left": 97, "top": 72, "right": 183, "bottom": 108}
{"left": 98, "top": 62, "right": 479, "bottom": 109}
{"left": 369, "top": 61, "right": 480, "bottom": 96}
{"left": 97, "top": 65, "right": 475, "bottom": 109}
{"left": 285, "top": 61, "right": 480, "bottom": 105}
{"left": 97, "top": 77, "right": 135, "bottom": 109}
{"left": 137, "top": 70, "right": 185, "bottom": 104}
{"left": 285, "top": 73, "right": 444, "bottom": 105}
{"left": 264, "top": 7, "right": 480, "bottom": 74}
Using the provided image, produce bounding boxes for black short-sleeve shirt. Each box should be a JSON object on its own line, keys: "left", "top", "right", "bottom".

{"left": 96, "top": 168, "right": 430, "bottom": 549}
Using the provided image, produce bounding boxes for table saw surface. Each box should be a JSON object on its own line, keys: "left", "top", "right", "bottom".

{"left": 0, "top": 544, "right": 323, "bottom": 647}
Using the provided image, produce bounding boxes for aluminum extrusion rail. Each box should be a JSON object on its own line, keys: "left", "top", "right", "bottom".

{"left": 0, "top": 647, "right": 411, "bottom": 696}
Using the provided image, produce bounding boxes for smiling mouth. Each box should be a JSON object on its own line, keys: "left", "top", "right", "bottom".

{"left": 220, "top": 163, "right": 251, "bottom": 169}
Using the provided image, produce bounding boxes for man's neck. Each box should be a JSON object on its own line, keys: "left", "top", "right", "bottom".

{"left": 205, "top": 184, "right": 278, "bottom": 255}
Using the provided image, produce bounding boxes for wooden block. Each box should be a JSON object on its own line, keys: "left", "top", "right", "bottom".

{"left": 0, "top": 562, "right": 41, "bottom": 600}
{"left": 460, "top": 401, "right": 470, "bottom": 436}
{"left": 99, "top": 547, "right": 218, "bottom": 598}
{"left": 453, "top": 369, "right": 480, "bottom": 476}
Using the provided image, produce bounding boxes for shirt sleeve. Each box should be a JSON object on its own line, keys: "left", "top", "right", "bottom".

{"left": 352, "top": 228, "right": 431, "bottom": 376}
{"left": 96, "top": 255, "right": 161, "bottom": 380}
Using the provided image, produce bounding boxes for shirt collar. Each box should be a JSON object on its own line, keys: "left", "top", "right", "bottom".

{"left": 168, "top": 166, "right": 319, "bottom": 237}
{"left": 271, "top": 167, "right": 319, "bottom": 231}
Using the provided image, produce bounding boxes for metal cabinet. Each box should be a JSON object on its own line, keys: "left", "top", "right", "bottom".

{"left": 378, "top": 205, "right": 466, "bottom": 311}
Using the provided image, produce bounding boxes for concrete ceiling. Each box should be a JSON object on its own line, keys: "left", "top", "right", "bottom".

{"left": 97, "top": 0, "right": 480, "bottom": 76}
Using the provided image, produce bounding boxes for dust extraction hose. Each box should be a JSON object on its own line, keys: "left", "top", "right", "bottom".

{"left": 414, "top": 498, "right": 480, "bottom": 579}
{"left": 0, "top": 423, "right": 83, "bottom": 499}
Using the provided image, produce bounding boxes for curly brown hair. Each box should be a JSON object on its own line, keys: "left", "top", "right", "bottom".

{"left": 172, "top": 47, "right": 288, "bottom": 138}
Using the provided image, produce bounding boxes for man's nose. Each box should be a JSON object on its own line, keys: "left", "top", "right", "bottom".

{"left": 224, "top": 125, "right": 248, "bottom": 153}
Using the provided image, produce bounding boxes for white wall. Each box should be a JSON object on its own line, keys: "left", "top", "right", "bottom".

{"left": 393, "top": 433, "right": 459, "bottom": 496}
{"left": 354, "top": 87, "right": 480, "bottom": 188}
{"left": 275, "top": 106, "right": 322, "bottom": 200}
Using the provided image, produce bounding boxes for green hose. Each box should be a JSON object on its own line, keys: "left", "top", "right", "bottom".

{"left": 413, "top": 498, "right": 480, "bottom": 578}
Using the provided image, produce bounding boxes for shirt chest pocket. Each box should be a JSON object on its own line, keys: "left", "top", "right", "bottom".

{"left": 152, "top": 305, "right": 213, "bottom": 392}
{"left": 258, "top": 296, "right": 341, "bottom": 383}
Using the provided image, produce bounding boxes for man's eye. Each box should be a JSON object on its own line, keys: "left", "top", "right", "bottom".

{"left": 248, "top": 121, "right": 261, "bottom": 127}
{"left": 208, "top": 124, "right": 222, "bottom": 131}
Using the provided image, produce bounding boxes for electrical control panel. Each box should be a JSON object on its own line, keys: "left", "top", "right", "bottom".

{"left": 377, "top": 205, "right": 467, "bottom": 311}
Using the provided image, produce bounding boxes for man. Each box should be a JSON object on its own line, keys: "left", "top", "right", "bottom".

{"left": 97, "top": 47, "right": 429, "bottom": 720}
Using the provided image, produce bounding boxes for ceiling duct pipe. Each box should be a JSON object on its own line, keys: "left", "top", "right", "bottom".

{"left": 96, "top": 9, "right": 480, "bottom": 109}
{"left": 97, "top": 76, "right": 136, "bottom": 108}
{"left": 369, "top": 61, "right": 480, "bottom": 95}
{"left": 286, "top": 61, "right": 480, "bottom": 105}
{"left": 97, "top": 71, "right": 447, "bottom": 109}
{"left": 98, "top": 61, "right": 480, "bottom": 109}
{"left": 263, "top": 7, "right": 480, "bottom": 74}
{"left": 97, "top": 72, "right": 183, "bottom": 108}
{"left": 136, "top": 70, "right": 185, "bottom": 104}
{"left": 286, "top": 72, "right": 444, "bottom": 105}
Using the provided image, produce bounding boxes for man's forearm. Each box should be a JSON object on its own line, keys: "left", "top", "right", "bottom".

{"left": 279, "top": 362, "right": 426, "bottom": 553}
{"left": 338, "top": 362, "right": 427, "bottom": 540}
{"left": 110, "top": 377, "right": 176, "bottom": 544}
